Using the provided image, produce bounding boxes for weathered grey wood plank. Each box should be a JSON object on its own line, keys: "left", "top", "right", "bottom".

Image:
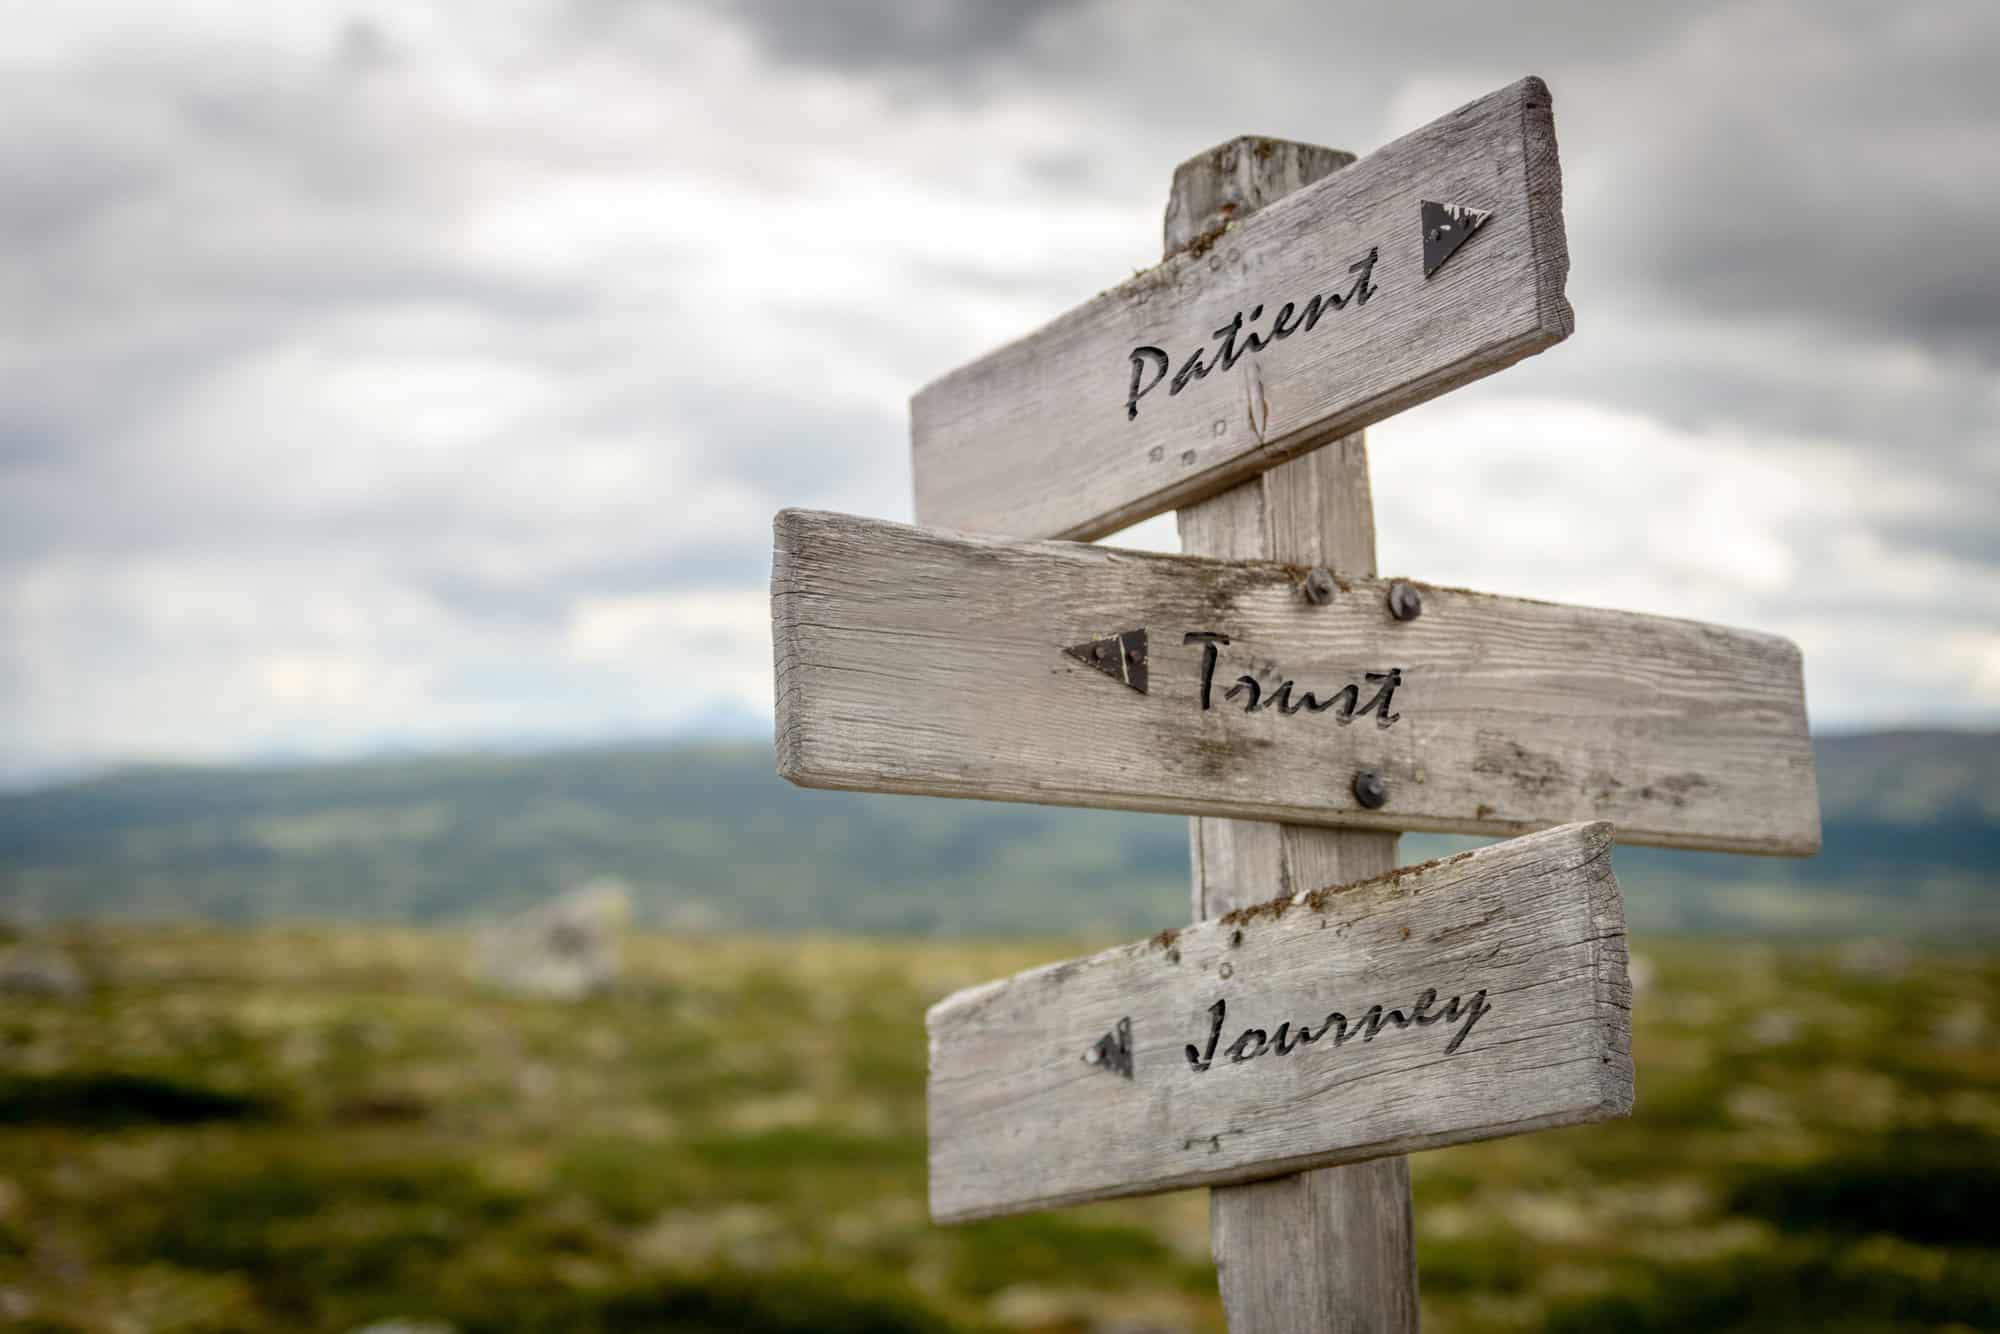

{"left": 925, "top": 821, "right": 1633, "bottom": 1223}
{"left": 1180, "top": 440, "right": 1392, "bottom": 917}
{"left": 910, "top": 76, "right": 1572, "bottom": 541}
{"left": 1162, "top": 137, "right": 1356, "bottom": 258}
{"left": 1207, "top": 1161, "right": 1418, "bottom": 1334}
{"left": 771, "top": 509, "right": 1821, "bottom": 856}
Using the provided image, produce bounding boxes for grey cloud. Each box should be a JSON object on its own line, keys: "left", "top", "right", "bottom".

{"left": 0, "top": 64, "right": 596, "bottom": 375}
{"left": 635, "top": 0, "right": 2000, "bottom": 373}
{"left": 414, "top": 539, "right": 771, "bottom": 629}
{"left": 1018, "top": 148, "right": 1101, "bottom": 191}
{"left": 680, "top": 0, "right": 1701, "bottom": 92}
{"left": 620, "top": 381, "right": 904, "bottom": 502}
{"left": 1607, "top": 111, "right": 2000, "bottom": 366}
{"left": 1749, "top": 587, "right": 2000, "bottom": 630}
{"left": 1444, "top": 363, "right": 2000, "bottom": 603}
{"left": 5, "top": 0, "right": 1998, "bottom": 775}
{"left": 336, "top": 17, "right": 398, "bottom": 74}
{"left": 1541, "top": 5, "right": 2000, "bottom": 368}
{"left": 663, "top": 0, "right": 1084, "bottom": 75}
{"left": 686, "top": 0, "right": 2000, "bottom": 429}
{"left": 0, "top": 136, "right": 160, "bottom": 245}
{"left": 1876, "top": 512, "right": 2000, "bottom": 572}
{"left": 906, "top": 257, "right": 1082, "bottom": 303}
{"left": 1484, "top": 329, "right": 1995, "bottom": 468}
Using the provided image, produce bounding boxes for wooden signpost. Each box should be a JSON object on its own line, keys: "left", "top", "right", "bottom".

{"left": 773, "top": 509, "right": 1819, "bottom": 855}
{"left": 767, "top": 75, "right": 1820, "bottom": 1331}
{"left": 911, "top": 77, "right": 1570, "bottom": 542}
{"left": 928, "top": 822, "right": 1631, "bottom": 1223}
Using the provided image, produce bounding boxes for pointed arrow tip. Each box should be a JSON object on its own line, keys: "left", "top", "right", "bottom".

{"left": 1062, "top": 628, "right": 1148, "bottom": 694}
{"left": 1421, "top": 199, "right": 1493, "bottom": 277}
{"left": 1082, "top": 1017, "right": 1134, "bottom": 1078}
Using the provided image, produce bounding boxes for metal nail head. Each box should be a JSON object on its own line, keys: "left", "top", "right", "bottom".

{"left": 1353, "top": 770, "right": 1389, "bottom": 809}
{"left": 1387, "top": 581, "right": 1422, "bottom": 622}
{"left": 1304, "top": 567, "right": 1336, "bottom": 606}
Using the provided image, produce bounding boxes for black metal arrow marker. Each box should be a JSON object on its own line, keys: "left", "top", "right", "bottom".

{"left": 1063, "top": 628, "right": 1148, "bottom": 694}
{"left": 1421, "top": 199, "right": 1494, "bottom": 277}
{"left": 1082, "top": 1016, "right": 1134, "bottom": 1078}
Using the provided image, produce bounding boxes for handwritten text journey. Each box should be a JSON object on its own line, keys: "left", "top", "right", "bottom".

{"left": 1186, "top": 987, "right": 1492, "bottom": 1074}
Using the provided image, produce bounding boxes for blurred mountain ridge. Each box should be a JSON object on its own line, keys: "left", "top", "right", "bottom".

{"left": 2, "top": 731, "right": 1994, "bottom": 939}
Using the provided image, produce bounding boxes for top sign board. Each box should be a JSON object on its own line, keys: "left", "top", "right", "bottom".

{"left": 911, "top": 76, "right": 1571, "bottom": 541}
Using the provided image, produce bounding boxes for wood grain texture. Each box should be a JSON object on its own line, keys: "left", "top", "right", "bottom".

{"left": 925, "top": 821, "right": 1633, "bottom": 1223}
{"left": 910, "top": 76, "right": 1573, "bottom": 542}
{"left": 771, "top": 509, "right": 1821, "bottom": 856}
{"left": 1208, "top": 1162, "right": 1419, "bottom": 1334}
{"left": 1171, "top": 135, "right": 1416, "bottom": 1334}
{"left": 1182, "top": 444, "right": 1414, "bottom": 1334}
{"left": 1181, "top": 440, "right": 1392, "bottom": 920}
{"left": 1163, "top": 137, "right": 1357, "bottom": 257}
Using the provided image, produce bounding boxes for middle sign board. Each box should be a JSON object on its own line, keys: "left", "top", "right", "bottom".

{"left": 773, "top": 508, "right": 1820, "bottom": 856}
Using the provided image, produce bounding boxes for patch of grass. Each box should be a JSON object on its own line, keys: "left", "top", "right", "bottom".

{"left": 685, "top": 1126, "right": 924, "bottom": 1177}
{"left": 1727, "top": 1139, "right": 2000, "bottom": 1245}
{"left": 107, "top": 1146, "right": 527, "bottom": 1325}
{"left": 839, "top": 1032, "right": 928, "bottom": 1095}
{"left": 948, "top": 1211, "right": 1189, "bottom": 1297}
{"left": 1408, "top": 1163, "right": 1483, "bottom": 1207}
{"left": 4, "top": 926, "right": 1997, "bottom": 1334}
{"left": 1543, "top": 1249, "right": 2000, "bottom": 1333}
{"left": 0, "top": 1072, "right": 273, "bottom": 1128}
{"left": 640, "top": 1029, "right": 805, "bottom": 1112}
{"left": 556, "top": 1136, "right": 694, "bottom": 1223}
{"left": 453, "top": 1267, "right": 969, "bottom": 1334}
{"left": 1417, "top": 1230, "right": 1538, "bottom": 1295}
{"left": 643, "top": 1126, "right": 932, "bottom": 1214}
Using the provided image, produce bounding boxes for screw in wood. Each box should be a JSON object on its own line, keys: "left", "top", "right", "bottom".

{"left": 1304, "top": 567, "right": 1336, "bottom": 605}
{"left": 1387, "top": 581, "right": 1423, "bottom": 622}
{"left": 1352, "top": 770, "right": 1389, "bottom": 809}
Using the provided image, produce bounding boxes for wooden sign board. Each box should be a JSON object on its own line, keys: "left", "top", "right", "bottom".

{"left": 910, "top": 76, "right": 1572, "bottom": 541}
{"left": 926, "top": 821, "right": 1631, "bottom": 1223}
{"left": 772, "top": 509, "right": 1820, "bottom": 856}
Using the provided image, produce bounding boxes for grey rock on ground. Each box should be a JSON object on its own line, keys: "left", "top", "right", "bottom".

{"left": 0, "top": 944, "right": 86, "bottom": 999}
{"left": 474, "top": 879, "right": 629, "bottom": 1000}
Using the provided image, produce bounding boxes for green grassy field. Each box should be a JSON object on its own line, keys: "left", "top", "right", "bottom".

{"left": 2, "top": 926, "right": 1996, "bottom": 1333}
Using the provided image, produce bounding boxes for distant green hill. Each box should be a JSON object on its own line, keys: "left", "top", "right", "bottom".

{"left": 2, "top": 732, "right": 1995, "bottom": 939}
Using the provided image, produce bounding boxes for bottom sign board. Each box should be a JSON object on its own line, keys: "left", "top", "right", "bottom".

{"left": 926, "top": 821, "right": 1632, "bottom": 1224}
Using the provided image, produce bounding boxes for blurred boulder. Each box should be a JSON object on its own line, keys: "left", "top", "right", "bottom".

{"left": 1932, "top": 1000, "right": 1987, "bottom": 1048}
{"left": 474, "top": 880, "right": 629, "bottom": 1000}
{"left": 1837, "top": 938, "right": 1909, "bottom": 980}
{"left": 0, "top": 943, "right": 86, "bottom": 999}
{"left": 1749, "top": 1010, "right": 1800, "bottom": 1046}
{"left": 989, "top": 1285, "right": 1090, "bottom": 1328}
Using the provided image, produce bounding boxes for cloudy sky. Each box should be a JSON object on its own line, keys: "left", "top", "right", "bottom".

{"left": 4, "top": 0, "right": 1997, "bottom": 781}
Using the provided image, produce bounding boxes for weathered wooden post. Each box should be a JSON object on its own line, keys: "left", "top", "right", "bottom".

{"left": 771, "top": 76, "right": 1820, "bottom": 1331}
{"left": 1167, "top": 134, "right": 1417, "bottom": 1334}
